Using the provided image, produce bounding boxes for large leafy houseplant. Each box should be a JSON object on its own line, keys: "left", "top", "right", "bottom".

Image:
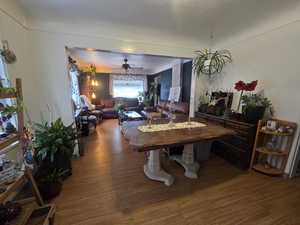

{"left": 138, "top": 82, "right": 157, "bottom": 107}
{"left": 113, "top": 100, "right": 125, "bottom": 111}
{"left": 38, "top": 169, "right": 67, "bottom": 200}
{"left": 34, "top": 118, "right": 77, "bottom": 200}
{"left": 193, "top": 49, "right": 232, "bottom": 76}
{"left": 34, "top": 118, "right": 77, "bottom": 177}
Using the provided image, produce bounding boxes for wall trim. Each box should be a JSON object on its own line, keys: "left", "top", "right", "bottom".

{"left": 0, "top": 4, "right": 27, "bottom": 30}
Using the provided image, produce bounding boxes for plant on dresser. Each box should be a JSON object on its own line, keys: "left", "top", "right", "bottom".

{"left": 234, "top": 80, "right": 273, "bottom": 124}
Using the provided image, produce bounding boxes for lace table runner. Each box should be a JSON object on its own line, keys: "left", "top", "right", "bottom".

{"left": 138, "top": 121, "right": 206, "bottom": 133}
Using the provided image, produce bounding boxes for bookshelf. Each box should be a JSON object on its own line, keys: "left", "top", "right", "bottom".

{"left": 0, "top": 79, "right": 56, "bottom": 224}
{"left": 250, "top": 119, "right": 297, "bottom": 175}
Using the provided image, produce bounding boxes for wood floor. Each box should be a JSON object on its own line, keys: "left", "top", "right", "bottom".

{"left": 53, "top": 120, "right": 300, "bottom": 225}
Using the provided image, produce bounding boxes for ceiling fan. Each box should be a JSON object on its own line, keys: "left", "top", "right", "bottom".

{"left": 121, "top": 58, "right": 143, "bottom": 73}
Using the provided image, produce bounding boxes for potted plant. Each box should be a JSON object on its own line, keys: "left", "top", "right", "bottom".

{"left": 193, "top": 49, "right": 232, "bottom": 76}
{"left": 113, "top": 100, "right": 125, "bottom": 112}
{"left": 138, "top": 82, "right": 158, "bottom": 108}
{"left": 235, "top": 80, "right": 258, "bottom": 111}
{"left": 37, "top": 169, "right": 66, "bottom": 200}
{"left": 241, "top": 94, "right": 272, "bottom": 124}
{"left": 34, "top": 118, "right": 77, "bottom": 178}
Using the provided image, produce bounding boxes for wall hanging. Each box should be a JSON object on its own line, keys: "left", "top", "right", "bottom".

{"left": 0, "top": 41, "right": 17, "bottom": 64}
{"left": 193, "top": 49, "right": 232, "bottom": 76}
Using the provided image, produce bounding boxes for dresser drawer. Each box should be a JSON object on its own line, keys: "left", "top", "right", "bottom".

{"left": 220, "top": 135, "right": 251, "bottom": 151}
{"left": 212, "top": 141, "right": 250, "bottom": 170}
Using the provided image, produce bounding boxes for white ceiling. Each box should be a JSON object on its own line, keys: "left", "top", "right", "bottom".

{"left": 67, "top": 48, "right": 190, "bottom": 75}
{"left": 17, "top": 0, "right": 300, "bottom": 46}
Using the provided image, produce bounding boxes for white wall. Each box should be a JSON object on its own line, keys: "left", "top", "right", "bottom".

{"left": 196, "top": 20, "right": 300, "bottom": 174}
{"left": 0, "top": 2, "right": 40, "bottom": 122}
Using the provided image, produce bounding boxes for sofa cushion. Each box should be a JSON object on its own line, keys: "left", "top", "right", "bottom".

{"left": 124, "top": 98, "right": 138, "bottom": 107}
{"left": 101, "top": 98, "right": 115, "bottom": 108}
{"left": 124, "top": 106, "right": 139, "bottom": 111}
{"left": 102, "top": 108, "right": 116, "bottom": 114}
{"left": 157, "top": 100, "right": 167, "bottom": 109}
{"left": 172, "top": 102, "right": 189, "bottom": 114}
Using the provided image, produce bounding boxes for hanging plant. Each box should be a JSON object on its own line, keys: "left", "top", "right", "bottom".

{"left": 193, "top": 49, "right": 232, "bottom": 76}
{"left": 0, "top": 41, "right": 17, "bottom": 64}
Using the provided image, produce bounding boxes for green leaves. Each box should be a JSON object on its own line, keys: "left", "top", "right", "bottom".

{"left": 0, "top": 103, "right": 23, "bottom": 115}
{"left": 33, "top": 118, "right": 77, "bottom": 166}
{"left": 241, "top": 94, "right": 272, "bottom": 111}
{"left": 193, "top": 49, "right": 232, "bottom": 76}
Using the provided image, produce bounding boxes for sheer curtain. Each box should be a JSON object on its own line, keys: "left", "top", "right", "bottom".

{"left": 0, "top": 57, "right": 17, "bottom": 129}
{"left": 69, "top": 69, "right": 80, "bottom": 106}
{"left": 109, "top": 74, "right": 147, "bottom": 98}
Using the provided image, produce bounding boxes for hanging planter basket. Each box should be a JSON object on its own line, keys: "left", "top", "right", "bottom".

{"left": 193, "top": 49, "right": 232, "bottom": 76}
{"left": 0, "top": 41, "right": 17, "bottom": 64}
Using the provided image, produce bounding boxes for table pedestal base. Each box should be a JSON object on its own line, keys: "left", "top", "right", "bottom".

{"left": 144, "top": 150, "right": 174, "bottom": 186}
{"left": 170, "top": 144, "right": 199, "bottom": 179}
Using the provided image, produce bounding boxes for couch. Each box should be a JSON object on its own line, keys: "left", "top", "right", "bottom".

{"left": 98, "top": 97, "right": 140, "bottom": 119}
{"left": 142, "top": 100, "right": 189, "bottom": 118}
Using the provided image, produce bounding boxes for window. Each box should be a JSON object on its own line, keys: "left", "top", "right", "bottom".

{"left": 0, "top": 57, "right": 17, "bottom": 129}
{"left": 70, "top": 70, "right": 80, "bottom": 106}
{"left": 112, "top": 79, "right": 144, "bottom": 98}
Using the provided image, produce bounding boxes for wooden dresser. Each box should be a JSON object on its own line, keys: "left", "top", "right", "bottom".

{"left": 195, "top": 112, "right": 257, "bottom": 170}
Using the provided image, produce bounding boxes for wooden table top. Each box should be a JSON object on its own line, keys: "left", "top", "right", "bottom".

{"left": 121, "top": 118, "right": 235, "bottom": 152}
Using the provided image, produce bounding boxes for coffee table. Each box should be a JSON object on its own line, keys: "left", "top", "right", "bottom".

{"left": 118, "top": 111, "right": 144, "bottom": 125}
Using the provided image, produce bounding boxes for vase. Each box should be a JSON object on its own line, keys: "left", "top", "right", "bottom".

{"left": 242, "top": 106, "right": 266, "bottom": 124}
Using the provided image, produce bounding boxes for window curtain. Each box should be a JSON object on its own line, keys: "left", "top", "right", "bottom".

{"left": 0, "top": 57, "right": 17, "bottom": 128}
{"left": 69, "top": 69, "right": 80, "bottom": 106}
{"left": 109, "top": 74, "right": 147, "bottom": 96}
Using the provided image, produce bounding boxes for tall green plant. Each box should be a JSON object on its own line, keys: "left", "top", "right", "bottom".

{"left": 34, "top": 118, "right": 77, "bottom": 172}
{"left": 138, "top": 82, "right": 157, "bottom": 106}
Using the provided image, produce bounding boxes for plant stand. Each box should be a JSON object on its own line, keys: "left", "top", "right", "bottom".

{"left": 170, "top": 144, "right": 199, "bottom": 178}
{"left": 249, "top": 119, "right": 297, "bottom": 175}
{"left": 143, "top": 150, "right": 174, "bottom": 186}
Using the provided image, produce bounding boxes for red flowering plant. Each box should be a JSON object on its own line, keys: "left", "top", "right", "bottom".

{"left": 234, "top": 80, "right": 258, "bottom": 111}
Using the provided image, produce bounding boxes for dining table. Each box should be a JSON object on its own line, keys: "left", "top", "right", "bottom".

{"left": 121, "top": 118, "right": 235, "bottom": 186}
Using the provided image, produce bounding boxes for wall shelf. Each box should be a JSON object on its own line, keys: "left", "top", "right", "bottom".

{"left": 253, "top": 164, "right": 283, "bottom": 175}
{"left": 0, "top": 79, "right": 54, "bottom": 224}
{"left": 0, "top": 134, "right": 20, "bottom": 150}
{"left": 255, "top": 147, "right": 289, "bottom": 156}
{"left": 0, "top": 90, "right": 18, "bottom": 99}
{"left": 250, "top": 119, "right": 297, "bottom": 176}
{"left": 259, "top": 129, "right": 293, "bottom": 136}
